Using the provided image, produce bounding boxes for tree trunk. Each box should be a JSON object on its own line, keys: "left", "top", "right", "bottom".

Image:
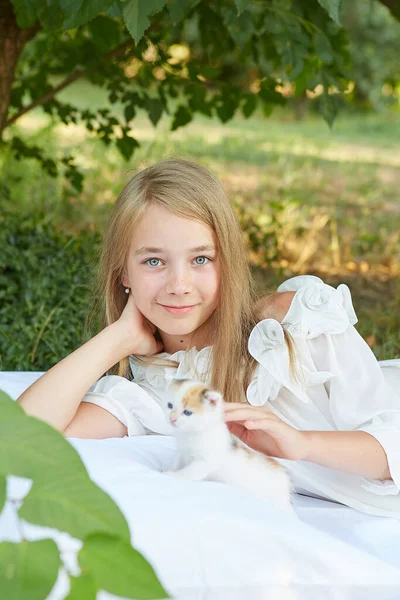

{"left": 0, "top": 0, "right": 39, "bottom": 138}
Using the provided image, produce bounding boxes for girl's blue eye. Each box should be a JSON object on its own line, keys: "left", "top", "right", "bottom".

{"left": 167, "top": 402, "right": 173, "bottom": 409}
{"left": 144, "top": 256, "right": 211, "bottom": 268}
{"left": 146, "top": 258, "right": 161, "bottom": 267}
{"left": 194, "top": 256, "right": 209, "bottom": 265}
{"left": 183, "top": 409, "right": 192, "bottom": 416}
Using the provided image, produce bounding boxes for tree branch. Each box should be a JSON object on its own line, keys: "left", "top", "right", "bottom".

{"left": 4, "top": 38, "right": 133, "bottom": 129}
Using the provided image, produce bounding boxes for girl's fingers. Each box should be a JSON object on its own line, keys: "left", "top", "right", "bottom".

{"left": 226, "top": 422, "right": 247, "bottom": 437}
{"left": 223, "top": 402, "right": 253, "bottom": 410}
{"left": 224, "top": 408, "right": 275, "bottom": 422}
{"left": 244, "top": 418, "right": 280, "bottom": 432}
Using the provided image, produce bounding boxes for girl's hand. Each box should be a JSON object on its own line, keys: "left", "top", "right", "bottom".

{"left": 223, "top": 403, "right": 310, "bottom": 461}
{"left": 117, "top": 292, "right": 164, "bottom": 356}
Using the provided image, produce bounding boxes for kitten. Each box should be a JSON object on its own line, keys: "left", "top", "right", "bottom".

{"left": 162, "top": 378, "right": 295, "bottom": 516}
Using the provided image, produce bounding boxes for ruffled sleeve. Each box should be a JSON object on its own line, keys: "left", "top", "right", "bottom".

{"left": 278, "top": 274, "right": 358, "bottom": 337}
{"left": 82, "top": 375, "right": 175, "bottom": 437}
{"left": 247, "top": 275, "right": 354, "bottom": 407}
{"left": 247, "top": 275, "right": 400, "bottom": 495}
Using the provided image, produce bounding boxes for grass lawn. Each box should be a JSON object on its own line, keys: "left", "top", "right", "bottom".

{"left": 2, "top": 79, "right": 400, "bottom": 359}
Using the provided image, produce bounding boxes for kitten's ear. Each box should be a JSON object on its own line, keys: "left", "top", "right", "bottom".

{"left": 204, "top": 390, "right": 222, "bottom": 407}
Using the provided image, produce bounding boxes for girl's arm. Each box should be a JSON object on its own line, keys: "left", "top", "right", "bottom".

{"left": 63, "top": 402, "right": 128, "bottom": 438}
{"left": 224, "top": 405, "right": 393, "bottom": 481}
{"left": 17, "top": 322, "right": 134, "bottom": 433}
{"left": 304, "top": 430, "right": 391, "bottom": 480}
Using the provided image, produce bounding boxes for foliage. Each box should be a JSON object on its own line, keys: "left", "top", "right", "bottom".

{"left": 0, "top": 211, "right": 101, "bottom": 371}
{"left": 341, "top": 1, "right": 400, "bottom": 108}
{"left": 2, "top": 0, "right": 352, "bottom": 189}
{"left": 0, "top": 389, "right": 169, "bottom": 599}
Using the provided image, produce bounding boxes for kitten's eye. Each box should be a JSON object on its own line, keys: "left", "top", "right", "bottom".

{"left": 183, "top": 409, "right": 192, "bottom": 416}
{"left": 167, "top": 402, "right": 173, "bottom": 409}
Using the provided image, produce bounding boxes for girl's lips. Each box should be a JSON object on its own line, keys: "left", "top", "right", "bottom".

{"left": 161, "top": 304, "right": 196, "bottom": 315}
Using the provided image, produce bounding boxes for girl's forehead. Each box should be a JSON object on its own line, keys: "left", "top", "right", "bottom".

{"left": 130, "top": 209, "right": 216, "bottom": 252}
{"left": 135, "top": 205, "right": 212, "bottom": 236}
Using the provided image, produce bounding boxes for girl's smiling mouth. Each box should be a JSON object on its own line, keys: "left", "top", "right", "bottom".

{"left": 161, "top": 304, "right": 197, "bottom": 315}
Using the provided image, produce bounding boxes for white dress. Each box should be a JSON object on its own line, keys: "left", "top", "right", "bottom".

{"left": 82, "top": 275, "right": 400, "bottom": 518}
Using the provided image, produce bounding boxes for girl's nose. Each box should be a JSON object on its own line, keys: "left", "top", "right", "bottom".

{"left": 165, "top": 268, "right": 193, "bottom": 295}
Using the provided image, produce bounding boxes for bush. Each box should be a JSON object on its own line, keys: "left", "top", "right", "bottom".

{"left": 0, "top": 211, "right": 101, "bottom": 371}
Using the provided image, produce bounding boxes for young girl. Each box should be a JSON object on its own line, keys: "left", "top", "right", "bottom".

{"left": 17, "top": 158, "right": 400, "bottom": 518}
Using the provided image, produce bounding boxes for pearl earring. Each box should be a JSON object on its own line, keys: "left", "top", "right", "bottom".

{"left": 125, "top": 288, "right": 129, "bottom": 294}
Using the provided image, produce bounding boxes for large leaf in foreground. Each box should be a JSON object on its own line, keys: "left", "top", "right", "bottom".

{"left": 0, "top": 392, "right": 130, "bottom": 540}
{"left": 79, "top": 533, "right": 170, "bottom": 599}
{"left": 0, "top": 476, "right": 6, "bottom": 514}
{"left": 20, "top": 475, "right": 130, "bottom": 540}
{"left": 0, "top": 539, "right": 60, "bottom": 600}
{"left": 65, "top": 573, "right": 97, "bottom": 600}
{"left": 0, "top": 391, "right": 87, "bottom": 482}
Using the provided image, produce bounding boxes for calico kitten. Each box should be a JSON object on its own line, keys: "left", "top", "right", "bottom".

{"left": 162, "top": 378, "right": 295, "bottom": 516}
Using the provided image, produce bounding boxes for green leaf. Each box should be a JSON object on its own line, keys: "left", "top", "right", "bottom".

{"left": 107, "top": 1, "right": 123, "bottom": 18}
{"left": 0, "top": 476, "right": 6, "bottom": 514}
{"left": 0, "top": 539, "right": 60, "bottom": 600}
{"left": 124, "top": 104, "right": 137, "bottom": 123}
{"left": 294, "top": 61, "right": 317, "bottom": 96}
{"left": 65, "top": 573, "right": 97, "bottom": 600}
{"left": 145, "top": 98, "right": 164, "bottom": 126}
{"left": 258, "top": 79, "right": 286, "bottom": 106}
{"left": 315, "top": 31, "right": 334, "bottom": 64}
{"left": 79, "top": 533, "right": 170, "bottom": 600}
{"left": 10, "top": 0, "right": 40, "bottom": 28}
{"left": 0, "top": 393, "right": 130, "bottom": 541}
{"left": 88, "top": 15, "right": 123, "bottom": 52}
{"left": 123, "top": 0, "right": 167, "bottom": 43}
{"left": 171, "top": 105, "right": 192, "bottom": 130}
{"left": 168, "top": 0, "right": 200, "bottom": 23}
{"left": 20, "top": 474, "right": 130, "bottom": 541}
{"left": 61, "top": 0, "right": 114, "bottom": 29}
{"left": 0, "top": 392, "right": 87, "bottom": 482}
{"left": 234, "top": 0, "right": 251, "bottom": 15}
{"left": 319, "top": 88, "right": 338, "bottom": 129}
{"left": 186, "top": 85, "right": 212, "bottom": 116}
{"left": 221, "top": 5, "right": 253, "bottom": 49}
{"left": 241, "top": 93, "right": 257, "bottom": 118}
{"left": 116, "top": 132, "right": 140, "bottom": 160}
{"left": 317, "top": 0, "right": 341, "bottom": 26}
{"left": 199, "top": 65, "right": 220, "bottom": 80}
{"left": 37, "top": 0, "right": 66, "bottom": 29}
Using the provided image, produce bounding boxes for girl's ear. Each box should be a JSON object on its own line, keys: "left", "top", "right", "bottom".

{"left": 121, "top": 267, "right": 130, "bottom": 288}
{"left": 205, "top": 390, "right": 222, "bottom": 407}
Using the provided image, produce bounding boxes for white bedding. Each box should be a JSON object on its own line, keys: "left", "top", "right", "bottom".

{"left": 1, "top": 371, "right": 400, "bottom": 600}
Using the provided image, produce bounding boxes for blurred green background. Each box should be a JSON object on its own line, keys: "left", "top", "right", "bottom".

{"left": 1, "top": 0, "right": 400, "bottom": 371}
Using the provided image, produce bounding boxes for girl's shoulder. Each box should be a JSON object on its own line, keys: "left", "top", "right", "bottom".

{"left": 256, "top": 290, "right": 296, "bottom": 323}
{"left": 255, "top": 275, "right": 358, "bottom": 339}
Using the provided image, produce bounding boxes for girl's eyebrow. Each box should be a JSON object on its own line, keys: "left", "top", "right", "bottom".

{"left": 133, "top": 245, "right": 216, "bottom": 256}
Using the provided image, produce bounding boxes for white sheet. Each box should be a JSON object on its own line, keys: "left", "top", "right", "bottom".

{"left": 1, "top": 371, "right": 400, "bottom": 600}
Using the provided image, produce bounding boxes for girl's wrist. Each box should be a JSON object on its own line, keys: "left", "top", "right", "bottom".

{"left": 105, "top": 321, "right": 139, "bottom": 359}
{"left": 300, "top": 430, "right": 314, "bottom": 462}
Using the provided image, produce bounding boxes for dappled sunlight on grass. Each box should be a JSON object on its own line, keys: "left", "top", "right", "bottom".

{"left": 259, "top": 140, "right": 400, "bottom": 167}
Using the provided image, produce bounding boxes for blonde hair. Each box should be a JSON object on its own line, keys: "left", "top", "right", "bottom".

{"left": 84, "top": 158, "right": 297, "bottom": 403}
